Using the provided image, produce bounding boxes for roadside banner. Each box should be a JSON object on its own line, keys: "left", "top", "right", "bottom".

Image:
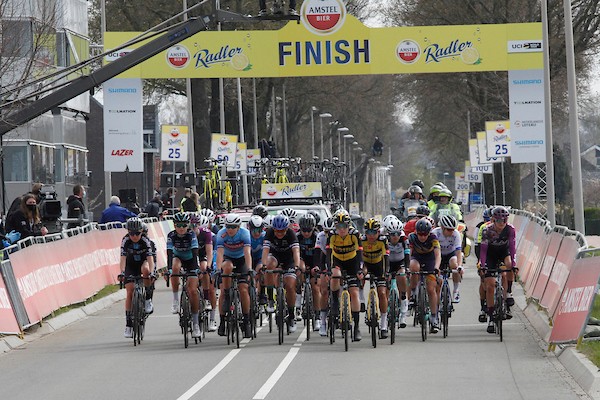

{"left": 549, "top": 255, "right": 600, "bottom": 344}
{"left": 531, "top": 231, "right": 564, "bottom": 301}
{"left": 161, "top": 125, "right": 189, "bottom": 162}
{"left": 454, "top": 171, "right": 468, "bottom": 191}
{"left": 232, "top": 142, "right": 247, "bottom": 172}
{"left": 522, "top": 222, "right": 551, "bottom": 293}
{"left": 0, "top": 270, "right": 20, "bottom": 334}
{"left": 246, "top": 149, "right": 261, "bottom": 175}
{"left": 260, "top": 182, "right": 322, "bottom": 200}
{"left": 465, "top": 161, "right": 483, "bottom": 183}
{"left": 542, "top": 236, "right": 581, "bottom": 318}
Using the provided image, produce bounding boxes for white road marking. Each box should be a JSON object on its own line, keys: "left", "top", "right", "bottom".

{"left": 253, "top": 327, "right": 307, "bottom": 400}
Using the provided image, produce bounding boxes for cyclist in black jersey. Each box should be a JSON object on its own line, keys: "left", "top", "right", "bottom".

{"left": 262, "top": 214, "right": 301, "bottom": 333}
{"left": 120, "top": 218, "right": 155, "bottom": 338}
{"left": 297, "top": 214, "right": 320, "bottom": 328}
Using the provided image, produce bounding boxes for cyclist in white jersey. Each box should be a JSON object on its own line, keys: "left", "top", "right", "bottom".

{"left": 431, "top": 215, "right": 463, "bottom": 302}
{"left": 384, "top": 217, "right": 411, "bottom": 327}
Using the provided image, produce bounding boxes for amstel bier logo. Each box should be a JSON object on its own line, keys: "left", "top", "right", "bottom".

{"left": 301, "top": 0, "right": 346, "bottom": 35}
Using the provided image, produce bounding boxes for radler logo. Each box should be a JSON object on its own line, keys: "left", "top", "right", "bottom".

{"left": 301, "top": 0, "right": 346, "bottom": 35}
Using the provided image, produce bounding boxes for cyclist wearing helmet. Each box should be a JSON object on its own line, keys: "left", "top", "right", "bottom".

{"left": 192, "top": 214, "right": 217, "bottom": 331}
{"left": 216, "top": 213, "right": 253, "bottom": 338}
{"left": 280, "top": 207, "right": 299, "bottom": 233}
{"left": 480, "top": 206, "right": 517, "bottom": 333}
{"left": 262, "top": 214, "right": 301, "bottom": 333}
{"left": 430, "top": 189, "right": 463, "bottom": 224}
{"left": 384, "top": 217, "right": 411, "bottom": 328}
{"left": 297, "top": 214, "right": 321, "bottom": 328}
{"left": 361, "top": 218, "right": 390, "bottom": 338}
{"left": 252, "top": 204, "right": 268, "bottom": 219}
{"left": 474, "top": 207, "right": 493, "bottom": 323}
{"left": 307, "top": 210, "right": 322, "bottom": 231}
{"left": 408, "top": 218, "right": 441, "bottom": 333}
{"left": 326, "top": 212, "right": 364, "bottom": 341}
{"left": 411, "top": 179, "right": 425, "bottom": 189}
{"left": 167, "top": 212, "right": 202, "bottom": 338}
{"left": 403, "top": 205, "right": 430, "bottom": 236}
{"left": 119, "top": 217, "right": 155, "bottom": 338}
{"left": 400, "top": 186, "right": 427, "bottom": 221}
{"left": 316, "top": 216, "right": 335, "bottom": 336}
{"left": 248, "top": 215, "right": 267, "bottom": 305}
{"left": 427, "top": 185, "right": 443, "bottom": 209}
{"left": 432, "top": 215, "right": 463, "bottom": 303}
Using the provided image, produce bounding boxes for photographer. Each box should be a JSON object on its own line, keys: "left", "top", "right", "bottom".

{"left": 66, "top": 185, "right": 86, "bottom": 229}
{"left": 5, "top": 194, "right": 48, "bottom": 239}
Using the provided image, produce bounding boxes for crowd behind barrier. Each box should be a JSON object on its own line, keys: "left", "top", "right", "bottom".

{"left": 0, "top": 218, "right": 174, "bottom": 335}
{"left": 1, "top": 209, "right": 600, "bottom": 345}
{"left": 465, "top": 208, "right": 600, "bottom": 345}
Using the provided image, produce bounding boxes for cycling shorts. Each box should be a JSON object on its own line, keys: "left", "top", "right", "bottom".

{"left": 173, "top": 256, "right": 198, "bottom": 274}
{"left": 332, "top": 256, "right": 359, "bottom": 288}
{"left": 389, "top": 260, "right": 405, "bottom": 274}
{"left": 223, "top": 255, "right": 249, "bottom": 283}
{"left": 364, "top": 260, "right": 386, "bottom": 287}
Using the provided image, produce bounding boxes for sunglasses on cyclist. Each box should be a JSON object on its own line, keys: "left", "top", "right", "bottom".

{"left": 416, "top": 232, "right": 429, "bottom": 236}
{"left": 225, "top": 224, "right": 239, "bottom": 230}
{"left": 365, "top": 229, "right": 378, "bottom": 235}
{"left": 389, "top": 232, "right": 401, "bottom": 236}
{"left": 174, "top": 223, "right": 188, "bottom": 228}
{"left": 443, "top": 227, "right": 455, "bottom": 232}
{"left": 301, "top": 228, "right": 313, "bottom": 233}
{"left": 336, "top": 223, "right": 349, "bottom": 229}
{"left": 128, "top": 231, "right": 142, "bottom": 236}
{"left": 251, "top": 227, "right": 262, "bottom": 233}
{"left": 494, "top": 218, "right": 507, "bottom": 223}
{"left": 274, "top": 228, "right": 287, "bottom": 233}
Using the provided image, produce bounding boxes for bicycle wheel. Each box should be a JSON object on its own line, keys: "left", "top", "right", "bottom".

{"left": 369, "top": 290, "right": 377, "bottom": 348}
{"left": 303, "top": 282, "right": 313, "bottom": 341}
{"left": 495, "top": 283, "right": 504, "bottom": 342}
{"left": 249, "top": 285, "right": 258, "bottom": 339}
{"left": 233, "top": 289, "right": 240, "bottom": 348}
{"left": 341, "top": 291, "right": 350, "bottom": 352}
{"left": 180, "top": 291, "right": 191, "bottom": 348}
{"left": 197, "top": 290, "right": 205, "bottom": 342}
{"left": 441, "top": 282, "right": 450, "bottom": 338}
{"left": 277, "top": 286, "right": 285, "bottom": 345}
{"left": 389, "top": 289, "right": 398, "bottom": 345}
{"left": 418, "top": 284, "right": 427, "bottom": 342}
{"left": 132, "top": 286, "right": 143, "bottom": 346}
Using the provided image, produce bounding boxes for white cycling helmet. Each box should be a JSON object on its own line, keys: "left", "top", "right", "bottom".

{"left": 382, "top": 214, "right": 399, "bottom": 226}
{"left": 224, "top": 213, "right": 242, "bottom": 227}
{"left": 439, "top": 215, "right": 458, "bottom": 230}
{"left": 263, "top": 215, "right": 274, "bottom": 227}
{"left": 280, "top": 207, "right": 297, "bottom": 222}
{"left": 198, "top": 215, "right": 210, "bottom": 230}
{"left": 384, "top": 218, "right": 404, "bottom": 234}
{"left": 248, "top": 215, "right": 264, "bottom": 230}
{"left": 323, "top": 217, "right": 336, "bottom": 231}
{"left": 199, "top": 208, "right": 215, "bottom": 223}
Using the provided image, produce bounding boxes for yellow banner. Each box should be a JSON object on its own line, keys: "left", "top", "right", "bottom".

{"left": 105, "top": 16, "right": 542, "bottom": 78}
{"left": 261, "top": 182, "right": 322, "bottom": 200}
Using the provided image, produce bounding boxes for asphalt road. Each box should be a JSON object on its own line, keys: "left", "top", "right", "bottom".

{"left": 0, "top": 259, "right": 591, "bottom": 400}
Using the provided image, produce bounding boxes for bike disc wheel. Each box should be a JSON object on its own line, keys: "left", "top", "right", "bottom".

{"left": 419, "top": 286, "right": 427, "bottom": 342}
{"left": 181, "top": 292, "right": 190, "bottom": 348}
{"left": 495, "top": 287, "right": 504, "bottom": 342}
{"left": 303, "top": 283, "right": 312, "bottom": 341}
{"left": 389, "top": 291, "right": 398, "bottom": 345}
{"left": 233, "top": 290, "right": 240, "bottom": 348}
{"left": 441, "top": 284, "right": 449, "bottom": 338}
{"left": 342, "top": 293, "right": 350, "bottom": 352}
{"left": 370, "top": 291, "right": 377, "bottom": 348}
{"left": 277, "top": 287, "right": 285, "bottom": 345}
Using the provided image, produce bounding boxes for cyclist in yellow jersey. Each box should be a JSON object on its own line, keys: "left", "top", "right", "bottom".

{"left": 326, "top": 212, "right": 363, "bottom": 341}
{"left": 361, "top": 218, "right": 390, "bottom": 338}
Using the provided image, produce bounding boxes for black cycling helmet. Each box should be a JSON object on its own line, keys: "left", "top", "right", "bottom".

{"left": 307, "top": 210, "right": 321, "bottom": 226}
{"left": 411, "top": 179, "right": 425, "bottom": 189}
{"left": 126, "top": 217, "right": 143, "bottom": 232}
{"left": 252, "top": 204, "right": 268, "bottom": 218}
{"left": 408, "top": 185, "right": 423, "bottom": 195}
{"left": 415, "top": 218, "right": 432, "bottom": 234}
{"left": 416, "top": 205, "right": 430, "bottom": 216}
{"left": 298, "top": 214, "right": 316, "bottom": 230}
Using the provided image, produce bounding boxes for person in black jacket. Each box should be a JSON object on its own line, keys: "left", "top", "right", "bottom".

{"left": 66, "top": 185, "right": 86, "bottom": 229}
{"left": 144, "top": 195, "right": 163, "bottom": 218}
{"left": 5, "top": 194, "right": 48, "bottom": 239}
{"left": 160, "top": 187, "right": 177, "bottom": 215}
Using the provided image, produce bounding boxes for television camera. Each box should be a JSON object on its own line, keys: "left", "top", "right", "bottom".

{"left": 39, "top": 186, "right": 63, "bottom": 234}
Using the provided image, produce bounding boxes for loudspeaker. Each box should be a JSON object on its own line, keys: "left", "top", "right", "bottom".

{"left": 160, "top": 174, "right": 175, "bottom": 187}
{"left": 181, "top": 173, "right": 195, "bottom": 187}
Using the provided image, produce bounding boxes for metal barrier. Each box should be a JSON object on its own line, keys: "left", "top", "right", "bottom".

{"left": 0, "top": 259, "right": 31, "bottom": 330}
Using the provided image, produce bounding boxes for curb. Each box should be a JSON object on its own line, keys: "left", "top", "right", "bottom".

{"left": 0, "top": 290, "right": 126, "bottom": 353}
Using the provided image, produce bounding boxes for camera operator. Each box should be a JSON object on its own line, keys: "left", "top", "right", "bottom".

{"left": 5, "top": 194, "right": 48, "bottom": 238}
{"left": 66, "top": 185, "right": 86, "bottom": 229}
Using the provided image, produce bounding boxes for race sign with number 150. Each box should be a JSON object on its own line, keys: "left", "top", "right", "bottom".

{"left": 209, "top": 134, "right": 238, "bottom": 167}
{"left": 161, "top": 125, "right": 188, "bottom": 162}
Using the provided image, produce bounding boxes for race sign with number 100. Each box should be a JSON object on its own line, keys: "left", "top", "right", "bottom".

{"left": 161, "top": 125, "right": 188, "bottom": 162}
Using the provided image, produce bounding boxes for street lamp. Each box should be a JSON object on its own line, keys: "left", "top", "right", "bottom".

{"left": 310, "top": 106, "right": 318, "bottom": 159}
{"left": 342, "top": 133, "right": 354, "bottom": 164}
{"left": 342, "top": 133, "right": 354, "bottom": 208}
{"left": 337, "top": 127, "right": 349, "bottom": 159}
{"left": 443, "top": 172, "right": 449, "bottom": 185}
{"left": 319, "top": 113, "right": 332, "bottom": 160}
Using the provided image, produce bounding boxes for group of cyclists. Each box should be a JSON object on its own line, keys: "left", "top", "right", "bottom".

{"left": 118, "top": 178, "right": 517, "bottom": 342}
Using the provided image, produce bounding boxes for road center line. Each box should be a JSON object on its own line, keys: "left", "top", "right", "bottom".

{"left": 253, "top": 327, "right": 307, "bottom": 400}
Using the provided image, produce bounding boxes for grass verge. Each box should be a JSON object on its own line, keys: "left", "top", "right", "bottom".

{"left": 43, "top": 284, "right": 120, "bottom": 320}
{"left": 578, "top": 295, "right": 600, "bottom": 366}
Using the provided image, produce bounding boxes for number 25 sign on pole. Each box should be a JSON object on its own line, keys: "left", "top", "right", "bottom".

{"left": 161, "top": 125, "right": 189, "bottom": 162}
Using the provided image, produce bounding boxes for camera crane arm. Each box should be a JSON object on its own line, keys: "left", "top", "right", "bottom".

{"left": 0, "top": 17, "right": 209, "bottom": 137}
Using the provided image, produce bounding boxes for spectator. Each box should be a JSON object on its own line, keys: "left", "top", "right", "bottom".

{"left": 6, "top": 182, "right": 43, "bottom": 220}
{"left": 66, "top": 185, "right": 86, "bottom": 229}
{"left": 180, "top": 187, "right": 194, "bottom": 212}
{"left": 372, "top": 136, "right": 383, "bottom": 157}
{"left": 99, "top": 196, "right": 137, "bottom": 224}
{"left": 144, "top": 195, "right": 163, "bottom": 218}
{"left": 5, "top": 194, "right": 48, "bottom": 239}
{"left": 160, "top": 187, "right": 177, "bottom": 215}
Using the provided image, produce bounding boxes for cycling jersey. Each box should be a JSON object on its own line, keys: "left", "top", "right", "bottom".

{"left": 121, "top": 235, "right": 154, "bottom": 273}
{"left": 196, "top": 228, "right": 214, "bottom": 258}
{"left": 326, "top": 228, "right": 362, "bottom": 261}
{"left": 403, "top": 218, "right": 417, "bottom": 235}
{"left": 250, "top": 231, "right": 266, "bottom": 263}
{"left": 297, "top": 231, "right": 318, "bottom": 266}
{"left": 408, "top": 232, "right": 440, "bottom": 255}
{"left": 216, "top": 227, "right": 251, "bottom": 259}
{"left": 479, "top": 223, "right": 516, "bottom": 269}
{"left": 388, "top": 235, "right": 410, "bottom": 264}
{"left": 360, "top": 235, "right": 389, "bottom": 264}
{"left": 315, "top": 231, "right": 328, "bottom": 254}
{"left": 167, "top": 230, "right": 199, "bottom": 261}
{"left": 264, "top": 227, "right": 299, "bottom": 263}
{"left": 431, "top": 227, "right": 461, "bottom": 256}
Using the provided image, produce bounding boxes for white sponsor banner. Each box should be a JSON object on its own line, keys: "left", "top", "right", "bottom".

{"left": 455, "top": 171, "right": 469, "bottom": 191}
{"left": 232, "top": 142, "right": 247, "bottom": 172}
{"left": 103, "top": 78, "right": 143, "bottom": 172}
{"left": 246, "top": 149, "right": 261, "bottom": 175}
{"left": 209, "top": 134, "right": 238, "bottom": 167}
{"left": 507, "top": 40, "right": 543, "bottom": 53}
{"left": 477, "top": 131, "right": 501, "bottom": 164}
{"left": 161, "top": 125, "right": 189, "bottom": 162}
{"left": 509, "top": 69, "right": 546, "bottom": 163}
{"left": 486, "top": 121, "right": 511, "bottom": 158}
{"left": 465, "top": 161, "right": 483, "bottom": 183}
